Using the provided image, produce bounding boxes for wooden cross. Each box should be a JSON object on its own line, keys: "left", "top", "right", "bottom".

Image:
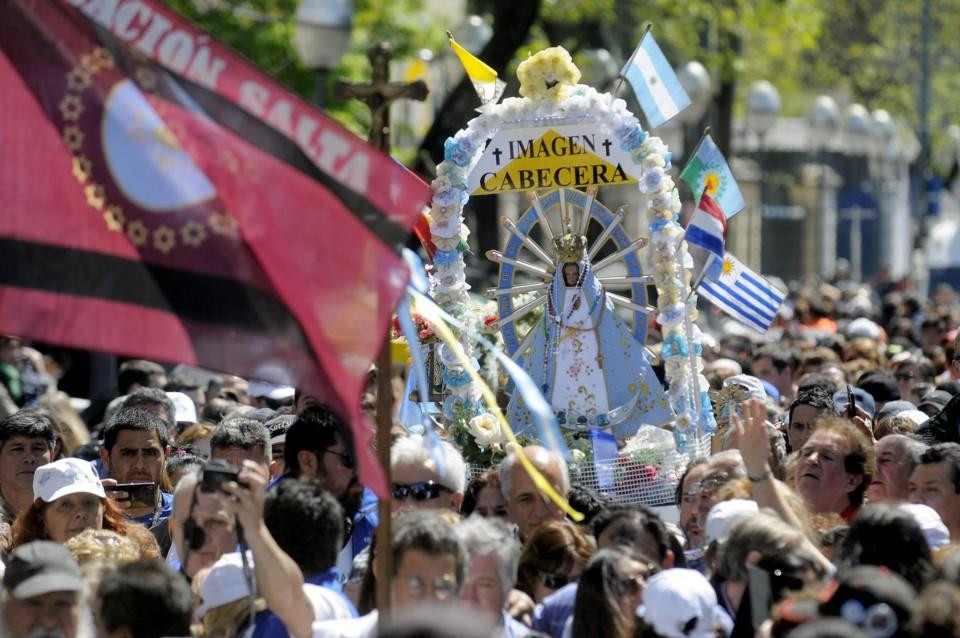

{"left": 333, "top": 42, "right": 428, "bottom": 153}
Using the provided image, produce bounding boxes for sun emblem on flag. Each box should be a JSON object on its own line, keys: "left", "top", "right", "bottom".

{"left": 103, "top": 206, "right": 125, "bottom": 232}
{"left": 66, "top": 68, "right": 91, "bottom": 93}
{"left": 180, "top": 221, "right": 206, "bottom": 247}
{"left": 71, "top": 155, "right": 92, "bottom": 183}
{"left": 59, "top": 95, "right": 84, "bottom": 122}
{"left": 209, "top": 212, "right": 238, "bottom": 237}
{"left": 699, "top": 163, "right": 728, "bottom": 200}
{"left": 84, "top": 183, "right": 105, "bottom": 210}
{"left": 126, "top": 221, "right": 148, "bottom": 246}
{"left": 703, "top": 171, "right": 720, "bottom": 197}
{"left": 153, "top": 225, "right": 177, "bottom": 253}
{"left": 80, "top": 47, "right": 114, "bottom": 74}
{"left": 721, "top": 257, "right": 736, "bottom": 276}
{"left": 62, "top": 127, "right": 84, "bottom": 152}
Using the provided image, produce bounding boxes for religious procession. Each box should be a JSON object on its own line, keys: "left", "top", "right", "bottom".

{"left": 2, "top": 1, "right": 960, "bottom": 638}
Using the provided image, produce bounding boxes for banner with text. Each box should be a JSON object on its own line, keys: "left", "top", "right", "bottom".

{"left": 65, "top": 0, "right": 429, "bottom": 233}
{"left": 467, "top": 121, "right": 639, "bottom": 195}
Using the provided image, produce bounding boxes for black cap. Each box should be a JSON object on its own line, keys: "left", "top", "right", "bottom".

{"left": 3, "top": 541, "right": 84, "bottom": 599}
{"left": 858, "top": 372, "right": 901, "bottom": 404}
{"left": 918, "top": 390, "right": 952, "bottom": 414}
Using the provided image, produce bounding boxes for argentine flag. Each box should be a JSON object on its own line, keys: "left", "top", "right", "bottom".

{"left": 698, "top": 253, "right": 785, "bottom": 334}
{"left": 620, "top": 31, "right": 690, "bottom": 129}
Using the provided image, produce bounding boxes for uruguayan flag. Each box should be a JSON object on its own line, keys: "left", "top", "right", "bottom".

{"left": 620, "top": 32, "right": 690, "bottom": 129}
{"left": 699, "top": 253, "right": 785, "bottom": 334}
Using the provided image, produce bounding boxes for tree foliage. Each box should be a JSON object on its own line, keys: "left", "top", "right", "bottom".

{"left": 165, "top": 0, "right": 958, "bottom": 173}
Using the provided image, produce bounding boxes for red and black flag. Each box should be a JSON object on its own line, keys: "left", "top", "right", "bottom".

{"left": 0, "top": 0, "right": 431, "bottom": 493}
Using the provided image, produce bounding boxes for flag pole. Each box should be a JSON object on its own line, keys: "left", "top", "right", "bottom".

{"left": 335, "top": 42, "right": 429, "bottom": 625}
{"left": 683, "top": 126, "right": 711, "bottom": 169}
{"left": 612, "top": 23, "right": 652, "bottom": 98}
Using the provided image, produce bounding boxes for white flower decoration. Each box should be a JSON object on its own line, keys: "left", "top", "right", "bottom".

{"left": 468, "top": 412, "right": 504, "bottom": 448}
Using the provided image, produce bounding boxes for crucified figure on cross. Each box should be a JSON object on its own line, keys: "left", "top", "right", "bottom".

{"left": 333, "top": 42, "right": 429, "bottom": 153}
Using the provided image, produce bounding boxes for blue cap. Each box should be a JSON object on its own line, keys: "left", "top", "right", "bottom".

{"left": 833, "top": 387, "right": 877, "bottom": 419}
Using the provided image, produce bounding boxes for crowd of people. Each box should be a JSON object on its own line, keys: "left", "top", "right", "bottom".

{"left": 4, "top": 274, "right": 960, "bottom": 637}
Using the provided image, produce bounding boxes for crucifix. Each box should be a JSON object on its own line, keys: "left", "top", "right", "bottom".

{"left": 332, "top": 41, "right": 428, "bottom": 622}
{"left": 333, "top": 42, "right": 429, "bottom": 153}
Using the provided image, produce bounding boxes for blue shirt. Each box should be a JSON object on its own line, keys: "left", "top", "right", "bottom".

{"left": 132, "top": 491, "right": 173, "bottom": 527}
{"left": 503, "top": 611, "right": 532, "bottom": 638}
{"left": 533, "top": 583, "right": 578, "bottom": 638}
{"left": 252, "top": 569, "right": 357, "bottom": 638}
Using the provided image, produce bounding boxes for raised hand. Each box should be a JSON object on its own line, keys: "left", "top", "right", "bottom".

{"left": 732, "top": 398, "right": 771, "bottom": 480}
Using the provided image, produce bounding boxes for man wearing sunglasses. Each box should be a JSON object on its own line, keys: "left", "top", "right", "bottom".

{"left": 390, "top": 435, "right": 466, "bottom": 513}
{"left": 282, "top": 404, "right": 376, "bottom": 584}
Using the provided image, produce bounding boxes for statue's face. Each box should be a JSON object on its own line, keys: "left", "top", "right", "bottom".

{"left": 562, "top": 263, "right": 579, "bottom": 286}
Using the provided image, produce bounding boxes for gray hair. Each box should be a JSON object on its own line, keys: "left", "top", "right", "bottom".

{"left": 705, "top": 450, "right": 748, "bottom": 480}
{"left": 903, "top": 437, "right": 928, "bottom": 473}
{"left": 391, "top": 435, "right": 467, "bottom": 493}
{"left": 210, "top": 417, "right": 272, "bottom": 462}
{"left": 456, "top": 515, "right": 520, "bottom": 592}
{"left": 499, "top": 446, "right": 570, "bottom": 499}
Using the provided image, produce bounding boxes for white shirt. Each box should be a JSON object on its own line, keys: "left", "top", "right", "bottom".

{"left": 312, "top": 611, "right": 377, "bottom": 638}
{"left": 305, "top": 584, "right": 355, "bottom": 622}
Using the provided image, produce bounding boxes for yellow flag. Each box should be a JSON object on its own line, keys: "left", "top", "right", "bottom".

{"left": 448, "top": 32, "right": 505, "bottom": 106}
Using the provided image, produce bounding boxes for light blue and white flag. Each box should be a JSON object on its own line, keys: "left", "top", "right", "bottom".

{"left": 620, "top": 30, "right": 690, "bottom": 129}
{"left": 699, "top": 253, "right": 785, "bottom": 334}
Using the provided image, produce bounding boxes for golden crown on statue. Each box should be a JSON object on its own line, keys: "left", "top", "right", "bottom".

{"left": 554, "top": 229, "right": 587, "bottom": 263}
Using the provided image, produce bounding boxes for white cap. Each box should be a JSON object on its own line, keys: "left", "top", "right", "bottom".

{"left": 642, "top": 568, "right": 732, "bottom": 638}
{"left": 166, "top": 391, "right": 197, "bottom": 424}
{"left": 722, "top": 374, "right": 766, "bottom": 402}
{"left": 705, "top": 499, "right": 759, "bottom": 545}
{"left": 708, "top": 358, "right": 743, "bottom": 377}
{"left": 898, "top": 409, "right": 930, "bottom": 427}
{"left": 846, "top": 317, "right": 881, "bottom": 340}
{"left": 33, "top": 458, "right": 105, "bottom": 503}
{"left": 897, "top": 503, "right": 950, "bottom": 549}
{"left": 247, "top": 381, "right": 295, "bottom": 402}
{"left": 195, "top": 551, "right": 254, "bottom": 618}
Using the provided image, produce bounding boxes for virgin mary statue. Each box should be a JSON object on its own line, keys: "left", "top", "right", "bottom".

{"left": 507, "top": 228, "right": 672, "bottom": 439}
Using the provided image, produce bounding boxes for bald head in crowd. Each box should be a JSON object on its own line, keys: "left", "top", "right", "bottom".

{"left": 499, "top": 446, "right": 569, "bottom": 541}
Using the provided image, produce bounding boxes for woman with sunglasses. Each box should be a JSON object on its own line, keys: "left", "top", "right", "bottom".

{"left": 515, "top": 519, "right": 594, "bottom": 604}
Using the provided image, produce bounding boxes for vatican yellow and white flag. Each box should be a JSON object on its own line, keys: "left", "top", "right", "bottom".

{"left": 448, "top": 32, "right": 505, "bottom": 109}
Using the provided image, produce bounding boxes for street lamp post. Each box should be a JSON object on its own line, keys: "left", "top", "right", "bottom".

{"left": 746, "top": 80, "right": 780, "bottom": 270}
{"left": 292, "top": 0, "right": 354, "bottom": 108}
{"left": 677, "top": 61, "right": 712, "bottom": 161}
{"left": 809, "top": 95, "right": 839, "bottom": 279}
{"left": 840, "top": 103, "right": 874, "bottom": 282}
